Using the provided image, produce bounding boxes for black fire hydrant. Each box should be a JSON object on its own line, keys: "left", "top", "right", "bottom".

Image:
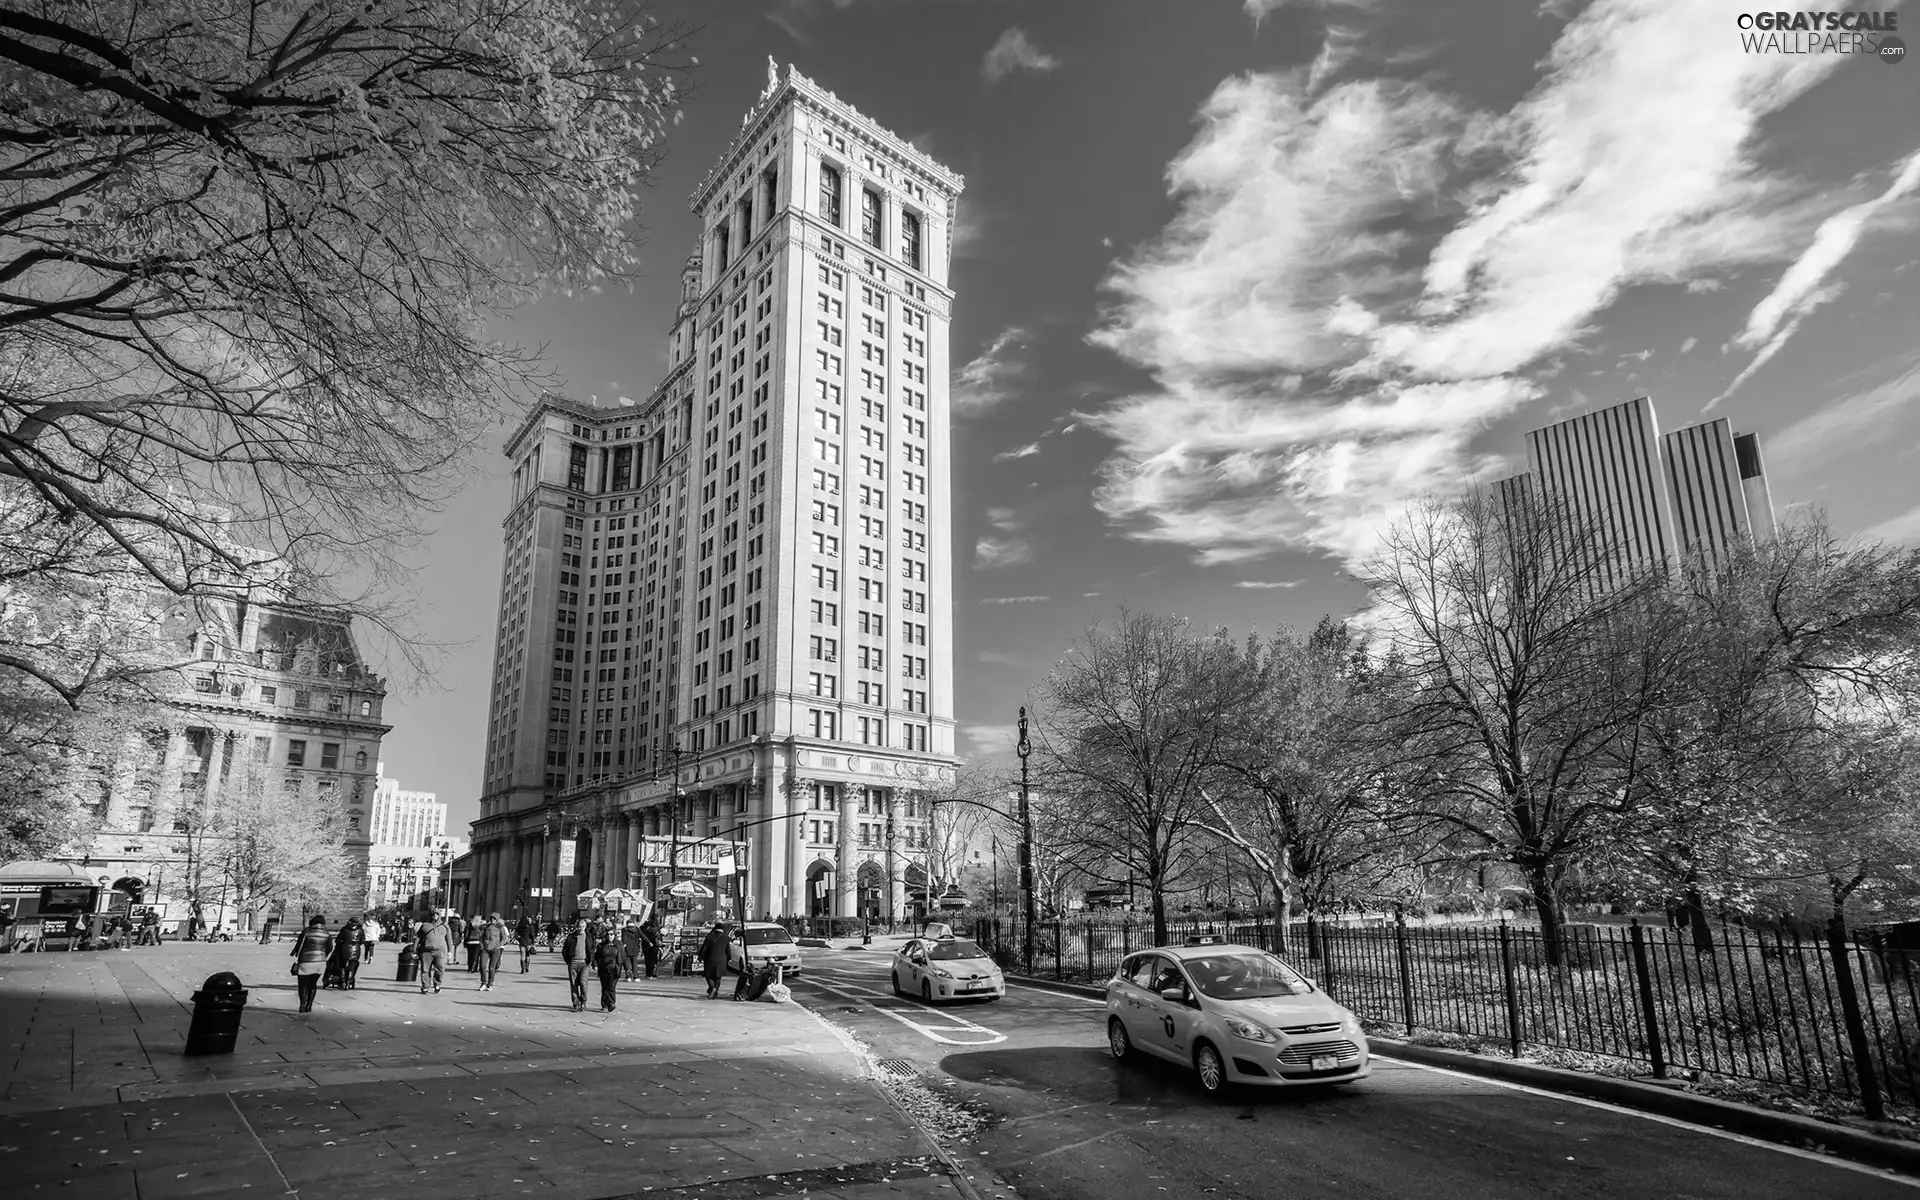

{"left": 184, "top": 971, "right": 248, "bottom": 1056}
{"left": 396, "top": 943, "right": 419, "bottom": 983}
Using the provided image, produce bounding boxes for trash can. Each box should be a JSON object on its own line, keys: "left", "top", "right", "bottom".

{"left": 184, "top": 972, "right": 248, "bottom": 1056}
{"left": 396, "top": 943, "right": 419, "bottom": 983}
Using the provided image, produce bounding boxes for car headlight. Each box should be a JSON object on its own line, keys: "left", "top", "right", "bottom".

{"left": 1224, "top": 1018, "right": 1277, "bottom": 1043}
{"left": 933, "top": 967, "right": 954, "bottom": 979}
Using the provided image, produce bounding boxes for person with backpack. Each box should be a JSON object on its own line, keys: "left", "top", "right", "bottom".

{"left": 560, "top": 920, "right": 589, "bottom": 1012}
{"left": 478, "top": 912, "right": 508, "bottom": 991}
{"left": 416, "top": 912, "right": 452, "bottom": 994}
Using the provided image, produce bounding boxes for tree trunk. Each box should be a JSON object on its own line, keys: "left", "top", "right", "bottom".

{"left": 1150, "top": 877, "right": 1168, "bottom": 947}
{"left": 1683, "top": 876, "right": 1714, "bottom": 954}
{"left": 1529, "top": 867, "right": 1568, "bottom": 968}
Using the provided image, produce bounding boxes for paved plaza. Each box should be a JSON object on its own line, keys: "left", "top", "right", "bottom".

{"left": 0, "top": 939, "right": 965, "bottom": 1200}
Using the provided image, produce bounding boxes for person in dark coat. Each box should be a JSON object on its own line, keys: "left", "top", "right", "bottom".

{"left": 639, "top": 918, "right": 661, "bottom": 979}
{"left": 544, "top": 918, "right": 560, "bottom": 949}
{"left": 594, "top": 930, "right": 624, "bottom": 1011}
{"left": 516, "top": 916, "right": 536, "bottom": 973}
{"left": 560, "top": 920, "right": 589, "bottom": 1012}
{"left": 699, "top": 923, "right": 731, "bottom": 999}
{"left": 620, "top": 920, "right": 643, "bottom": 981}
{"left": 290, "top": 916, "right": 332, "bottom": 1013}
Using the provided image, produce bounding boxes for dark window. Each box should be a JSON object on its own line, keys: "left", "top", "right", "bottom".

{"left": 569, "top": 443, "right": 588, "bottom": 491}
{"left": 902, "top": 212, "right": 921, "bottom": 270}
{"left": 321, "top": 743, "right": 340, "bottom": 769}
{"left": 861, "top": 189, "right": 881, "bottom": 248}
{"left": 763, "top": 165, "right": 780, "bottom": 218}
{"left": 286, "top": 740, "right": 307, "bottom": 767}
{"left": 259, "top": 685, "right": 276, "bottom": 704}
{"left": 293, "top": 689, "right": 311, "bottom": 708}
{"left": 612, "top": 445, "right": 633, "bottom": 491}
{"left": 820, "top": 165, "right": 842, "bottom": 227}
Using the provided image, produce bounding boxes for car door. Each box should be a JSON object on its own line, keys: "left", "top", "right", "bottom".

{"left": 1141, "top": 957, "right": 1200, "bottom": 1062}
{"left": 1113, "top": 955, "right": 1168, "bottom": 1060}
{"left": 898, "top": 939, "right": 923, "bottom": 989}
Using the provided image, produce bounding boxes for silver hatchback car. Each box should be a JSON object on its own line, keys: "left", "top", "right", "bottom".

{"left": 1106, "top": 940, "right": 1371, "bottom": 1094}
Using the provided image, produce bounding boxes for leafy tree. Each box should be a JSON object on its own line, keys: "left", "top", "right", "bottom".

{"left": 0, "top": 0, "right": 693, "bottom": 700}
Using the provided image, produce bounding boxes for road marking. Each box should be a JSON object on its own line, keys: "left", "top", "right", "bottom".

{"left": 1006, "top": 983, "right": 1108, "bottom": 1008}
{"left": 1379, "top": 1056, "right": 1920, "bottom": 1187}
{"left": 809, "top": 979, "right": 1008, "bottom": 1046}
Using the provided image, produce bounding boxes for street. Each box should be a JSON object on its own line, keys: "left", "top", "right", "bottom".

{"left": 792, "top": 944, "right": 1920, "bottom": 1200}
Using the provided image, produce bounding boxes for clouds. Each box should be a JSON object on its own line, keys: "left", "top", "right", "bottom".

{"left": 980, "top": 595, "right": 1049, "bottom": 605}
{"left": 974, "top": 506, "right": 1033, "bottom": 570}
{"left": 993, "top": 441, "right": 1042, "bottom": 462}
{"left": 1767, "top": 356, "right": 1920, "bottom": 480}
{"left": 952, "top": 326, "right": 1031, "bottom": 417}
{"left": 982, "top": 28, "right": 1060, "bottom": 83}
{"left": 1234, "top": 579, "right": 1305, "bottom": 589}
{"left": 1708, "top": 149, "right": 1920, "bottom": 410}
{"left": 1083, "top": 0, "right": 1859, "bottom": 571}
{"left": 1858, "top": 504, "right": 1920, "bottom": 548}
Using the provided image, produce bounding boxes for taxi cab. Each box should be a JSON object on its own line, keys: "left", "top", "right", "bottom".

{"left": 1105, "top": 936, "right": 1370, "bottom": 1094}
{"left": 726, "top": 922, "right": 805, "bottom": 977}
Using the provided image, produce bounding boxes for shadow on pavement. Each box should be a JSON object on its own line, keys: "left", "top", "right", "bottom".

{"left": 940, "top": 1044, "right": 1369, "bottom": 1111}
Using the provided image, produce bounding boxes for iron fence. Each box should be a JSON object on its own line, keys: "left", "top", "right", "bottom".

{"left": 970, "top": 913, "right": 1920, "bottom": 1118}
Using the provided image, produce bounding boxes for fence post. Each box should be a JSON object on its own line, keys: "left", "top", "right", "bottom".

{"left": 1499, "top": 921, "right": 1522, "bottom": 1059}
{"left": 1828, "top": 912, "right": 1887, "bottom": 1120}
{"left": 1395, "top": 908, "right": 1416, "bottom": 1036}
{"left": 1628, "top": 919, "right": 1666, "bottom": 1079}
{"left": 1054, "top": 921, "right": 1064, "bottom": 981}
{"left": 1085, "top": 922, "right": 1096, "bottom": 980}
{"left": 1122, "top": 920, "right": 1130, "bottom": 958}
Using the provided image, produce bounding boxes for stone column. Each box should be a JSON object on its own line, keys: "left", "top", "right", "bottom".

{"left": 834, "top": 783, "right": 857, "bottom": 919}
{"left": 887, "top": 788, "right": 907, "bottom": 922}
{"left": 752, "top": 769, "right": 787, "bottom": 923}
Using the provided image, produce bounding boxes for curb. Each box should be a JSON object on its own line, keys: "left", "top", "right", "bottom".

{"left": 1371, "top": 1038, "right": 1920, "bottom": 1177}
{"left": 1003, "top": 974, "right": 1920, "bottom": 1177}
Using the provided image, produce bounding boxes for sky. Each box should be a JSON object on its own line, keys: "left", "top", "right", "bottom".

{"left": 379, "top": 0, "right": 1920, "bottom": 836}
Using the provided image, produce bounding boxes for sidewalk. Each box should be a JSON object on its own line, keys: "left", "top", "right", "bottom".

{"left": 0, "top": 940, "right": 971, "bottom": 1200}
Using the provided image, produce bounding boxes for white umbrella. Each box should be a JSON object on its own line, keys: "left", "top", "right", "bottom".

{"left": 577, "top": 888, "right": 606, "bottom": 905}
{"left": 663, "top": 880, "right": 714, "bottom": 899}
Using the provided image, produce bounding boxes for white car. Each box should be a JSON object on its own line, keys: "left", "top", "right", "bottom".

{"left": 1106, "top": 940, "right": 1370, "bottom": 1094}
{"left": 727, "top": 922, "right": 805, "bottom": 977}
{"left": 892, "top": 936, "right": 1005, "bottom": 1002}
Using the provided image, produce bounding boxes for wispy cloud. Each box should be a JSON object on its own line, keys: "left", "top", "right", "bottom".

{"left": 1085, "top": 0, "right": 1850, "bottom": 570}
{"left": 980, "top": 595, "right": 1050, "bottom": 605}
{"left": 993, "top": 441, "right": 1042, "bottom": 462}
{"left": 1680, "top": 336, "right": 1698, "bottom": 354}
{"left": 974, "top": 506, "right": 1032, "bottom": 570}
{"left": 1234, "top": 579, "right": 1306, "bottom": 589}
{"left": 982, "top": 28, "right": 1060, "bottom": 83}
{"left": 1709, "top": 149, "right": 1920, "bottom": 410}
{"left": 1858, "top": 504, "right": 1920, "bottom": 547}
{"left": 1245, "top": 0, "right": 1385, "bottom": 26}
{"left": 963, "top": 724, "right": 1021, "bottom": 755}
{"left": 1768, "top": 356, "right": 1920, "bottom": 479}
{"left": 952, "top": 327, "right": 1030, "bottom": 417}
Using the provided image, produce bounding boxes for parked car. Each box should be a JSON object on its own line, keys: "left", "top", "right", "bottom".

{"left": 892, "top": 935, "right": 1005, "bottom": 1002}
{"left": 727, "top": 921, "right": 805, "bottom": 977}
{"left": 1105, "top": 939, "right": 1370, "bottom": 1094}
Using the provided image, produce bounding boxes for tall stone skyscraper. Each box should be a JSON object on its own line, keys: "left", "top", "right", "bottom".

{"left": 470, "top": 65, "right": 962, "bottom": 923}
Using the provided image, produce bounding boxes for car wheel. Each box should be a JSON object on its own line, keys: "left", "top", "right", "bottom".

{"left": 1108, "top": 1018, "right": 1133, "bottom": 1062}
{"left": 891, "top": 971, "right": 903, "bottom": 996}
{"left": 1195, "top": 1041, "right": 1227, "bottom": 1095}
{"left": 921, "top": 979, "right": 934, "bottom": 1004}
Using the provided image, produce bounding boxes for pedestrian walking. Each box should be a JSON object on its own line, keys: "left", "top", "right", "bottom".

{"left": 417, "top": 912, "right": 452, "bottom": 993}
{"left": 561, "top": 920, "right": 589, "bottom": 1012}
{"left": 516, "top": 916, "right": 536, "bottom": 973}
{"left": 619, "top": 919, "right": 642, "bottom": 981}
{"left": 447, "top": 912, "right": 466, "bottom": 960}
{"left": 478, "top": 912, "right": 508, "bottom": 990}
{"left": 459, "top": 915, "right": 480, "bottom": 972}
{"left": 334, "top": 918, "right": 365, "bottom": 988}
{"left": 639, "top": 917, "right": 661, "bottom": 978}
{"left": 594, "top": 930, "right": 623, "bottom": 1011}
{"left": 290, "top": 916, "right": 332, "bottom": 1013}
{"left": 362, "top": 915, "right": 381, "bottom": 962}
{"left": 700, "top": 922, "right": 731, "bottom": 1000}
{"left": 544, "top": 918, "right": 560, "bottom": 949}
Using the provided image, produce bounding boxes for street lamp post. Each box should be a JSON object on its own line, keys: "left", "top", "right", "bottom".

{"left": 668, "top": 739, "right": 683, "bottom": 894}
{"left": 1017, "top": 706, "right": 1036, "bottom": 975}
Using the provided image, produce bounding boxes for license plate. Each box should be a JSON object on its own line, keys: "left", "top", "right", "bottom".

{"left": 1310, "top": 1055, "right": 1337, "bottom": 1072}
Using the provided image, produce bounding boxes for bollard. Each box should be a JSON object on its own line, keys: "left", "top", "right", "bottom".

{"left": 396, "top": 943, "right": 419, "bottom": 983}
{"left": 184, "top": 972, "right": 249, "bottom": 1055}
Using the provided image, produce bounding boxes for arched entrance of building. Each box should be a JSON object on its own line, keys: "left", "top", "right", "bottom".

{"left": 805, "top": 859, "right": 835, "bottom": 919}
{"left": 857, "top": 861, "right": 884, "bottom": 922}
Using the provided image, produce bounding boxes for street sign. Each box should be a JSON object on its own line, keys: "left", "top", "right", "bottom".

{"left": 716, "top": 854, "right": 736, "bottom": 877}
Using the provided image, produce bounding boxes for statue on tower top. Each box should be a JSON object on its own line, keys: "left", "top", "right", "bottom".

{"left": 762, "top": 57, "right": 780, "bottom": 102}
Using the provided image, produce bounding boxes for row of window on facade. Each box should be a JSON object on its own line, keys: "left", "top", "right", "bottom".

{"left": 805, "top": 819, "right": 929, "bottom": 848}
{"left": 190, "top": 674, "right": 376, "bottom": 718}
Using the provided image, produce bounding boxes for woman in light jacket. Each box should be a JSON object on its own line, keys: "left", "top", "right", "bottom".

{"left": 290, "top": 916, "right": 333, "bottom": 1013}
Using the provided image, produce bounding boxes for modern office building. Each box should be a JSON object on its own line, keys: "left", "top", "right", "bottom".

{"left": 468, "top": 64, "right": 962, "bottom": 924}
{"left": 1504, "top": 395, "right": 1775, "bottom": 580}
{"left": 32, "top": 598, "right": 390, "bottom": 933}
{"left": 365, "top": 764, "right": 462, "bottom": 910}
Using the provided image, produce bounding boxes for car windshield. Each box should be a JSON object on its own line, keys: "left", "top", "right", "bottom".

{"left": 927, "top": 939, "right": 987, "bottom": 961}
{"left": 743, "top": 928, "right": 793, "bottom": 946}
{"left": 1182, "top": 952, "right": 1313, "bottom": 999}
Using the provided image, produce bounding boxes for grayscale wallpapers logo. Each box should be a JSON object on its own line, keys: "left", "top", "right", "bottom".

{"left": 1736, "top": 11, "right": 1903, "bottom": 62}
